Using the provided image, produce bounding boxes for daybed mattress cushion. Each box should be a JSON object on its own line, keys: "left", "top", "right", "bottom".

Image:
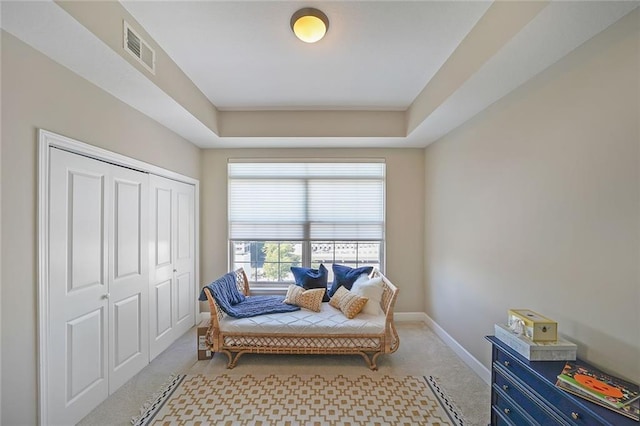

{"left": 219, "top": 302, "right": 386, "bottom": 335}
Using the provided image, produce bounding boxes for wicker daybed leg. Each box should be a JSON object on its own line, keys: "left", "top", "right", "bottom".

{"left": 359, "top": 352, "right": 377, "bottom": 371}
{"left": 228, "top": 351, "right": 247, "bottom": 369}
{"left": 371, "top": 352, "right": 384, "bottom": 370}
{"left": 389, "top": 322, "right": 400, "bottom": 353}
{"left": 220, "top": 350, "right": 234, "bottom": 368}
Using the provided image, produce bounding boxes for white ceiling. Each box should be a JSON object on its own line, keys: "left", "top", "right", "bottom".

{"left": 121, "top": 1, "right": 491, "bottom": 111}
{"left": 2, "top": 1, "right": 638, "bottom": 148}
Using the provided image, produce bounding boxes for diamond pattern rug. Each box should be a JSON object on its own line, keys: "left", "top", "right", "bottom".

{"left": 132, "top": 374, "right": 466, "bottom": 425}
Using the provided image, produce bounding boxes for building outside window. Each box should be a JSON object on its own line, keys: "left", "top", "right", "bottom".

{"left": 228, "top": 160, "right": 385, "bottom": 290}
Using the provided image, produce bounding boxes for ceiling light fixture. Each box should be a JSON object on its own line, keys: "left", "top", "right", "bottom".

{"left": 290, "top": 8, "right": 329, "bottom": 43}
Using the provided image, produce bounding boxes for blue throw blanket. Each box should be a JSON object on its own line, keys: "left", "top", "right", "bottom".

{"left": 199, "top": 272, "right": 300, "bottom": 318}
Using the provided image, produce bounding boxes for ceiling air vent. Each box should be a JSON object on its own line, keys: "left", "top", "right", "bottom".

{"left": 123, "top": 21, "right": 155, "bottom": 74}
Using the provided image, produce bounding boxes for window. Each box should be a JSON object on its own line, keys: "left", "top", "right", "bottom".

{"left": 228, "top": 161, "right": 385, "bottom": 290}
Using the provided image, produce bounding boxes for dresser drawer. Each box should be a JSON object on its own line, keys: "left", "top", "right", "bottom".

{"left": 495, "top": 348, "right": 545, "bottom": 388}
{"left": 552, "top": 393, "right": 607, "bottom": 425}
{"left": 492, "top": 405, "right": 518, "bottom": 426}
{"left": 495, "top": 350, "right": 605, "bottom": 425}
{"left": 494, "top": 366, "right": 568, "bottom": 425}
{"left": 493, "top": 388, "right": 538, "bottom": 425}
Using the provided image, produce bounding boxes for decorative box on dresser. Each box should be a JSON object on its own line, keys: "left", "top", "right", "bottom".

{"left": 486, "top": 336, "right": 638, "bottom": 425}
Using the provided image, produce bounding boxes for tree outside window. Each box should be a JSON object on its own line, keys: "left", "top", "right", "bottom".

{"left": 262, "top": 242, "right": 300, "bottom": 281}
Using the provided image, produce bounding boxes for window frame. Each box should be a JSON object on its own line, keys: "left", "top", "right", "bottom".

{"left": 229, "top": 239, "right": 384, "bottom": 291}
{"left": 227, "top": 159, "right": 386, "bottom": 291}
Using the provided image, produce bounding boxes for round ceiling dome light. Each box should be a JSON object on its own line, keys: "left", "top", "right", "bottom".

{"left": 290, "top": 8, "right": 329, "bottom": 43}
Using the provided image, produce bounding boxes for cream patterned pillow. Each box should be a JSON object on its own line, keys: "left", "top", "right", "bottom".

{"left": 329, "top": 286, "right": 368, "bottom": 319}
{"left": 284, "top": 285, "right": 324, "bottom": 312}
{"left": 329, "top": 286, "right": 347, "bottom": 309}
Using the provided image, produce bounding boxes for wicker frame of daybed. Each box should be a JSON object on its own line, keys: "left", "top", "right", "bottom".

{"left": 203, "top": 268, "right": 400, "bottom": 370}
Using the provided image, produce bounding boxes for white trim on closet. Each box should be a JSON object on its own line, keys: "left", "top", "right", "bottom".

{"left": 37, "top": 129, "right": 200, "bottom": 424}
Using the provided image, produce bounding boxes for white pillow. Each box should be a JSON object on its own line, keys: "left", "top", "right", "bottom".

{"left": 351, "top": 276, "right": 384, "bottom": 315}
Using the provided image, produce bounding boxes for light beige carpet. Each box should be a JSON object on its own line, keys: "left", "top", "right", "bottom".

{"left": 79, "top": 323, "right": 490, "bottom": 425}
{"left": 132, "top": 373, "right": 466, "bottom": 425}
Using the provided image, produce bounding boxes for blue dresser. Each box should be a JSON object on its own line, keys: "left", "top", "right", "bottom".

{"left": 487, "top": 336, "right": 638, "bottom": 425}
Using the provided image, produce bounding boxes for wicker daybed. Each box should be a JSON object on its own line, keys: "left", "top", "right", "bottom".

{"left": 202, "top": 268, "right": 400, "bottom": 370}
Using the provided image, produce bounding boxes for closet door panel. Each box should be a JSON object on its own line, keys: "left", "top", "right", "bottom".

{"left": 149, "top": 176, "right": 176, "bottom": 359}
{"left": 113, "top": 295, "right": 141, "bottom": 366}
{"left": 69, "top": 170, "right": 106, "bottom": 291}
{"left": 49, "top": 149, "right": 110, "bottom": 425}
{"left": 155, "top": 279, "right": 173, "bottom": 337}
{"left": 149, "top": 175, "right": 195, "bottom": 359}
{"left": 155, "top": 187, "right": 173, "bottom": 267}
{"left": 176, "top": 272, "right": 192, "bottom": 322}
{"left": 67, "top": 308, "right": 105, "bottom": 401}
{"left": 173, "top": 182, "right": 195, "bottom": 334}
{"left": 114, "top": 180, "right": 142, "bottom": 278}
{"left": 176, "top": 191, "right": 191, "bottom": 261}
{"left": 109, "top": 168, "right": 149, "bottom": 392}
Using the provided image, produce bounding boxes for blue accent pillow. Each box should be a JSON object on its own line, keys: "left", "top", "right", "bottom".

{"left": 291, "top": 264, "right": 329, "bottom": 302}
{"left": 328, "top": 264, "right": 373, "bottom": 297}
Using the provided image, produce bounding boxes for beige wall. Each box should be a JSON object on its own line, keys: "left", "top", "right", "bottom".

{"left": 200, "top": 148, "right": 425, "bottom": 313}
{"left": 57, "top": 0, "right": 220, "bottom": 135}
{"left": 424, "top": 10, "right": 639, "bottom": 382}
{"left": 0, "top": 32, "right": 201, "bottom": 424}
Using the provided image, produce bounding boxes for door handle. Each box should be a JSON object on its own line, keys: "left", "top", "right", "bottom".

{"left": 102, "top": 293, "right": 110, "bottom": 300}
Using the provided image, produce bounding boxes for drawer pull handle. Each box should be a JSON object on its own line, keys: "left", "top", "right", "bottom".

{"left": 571, "top": 412, "right": 580, "bottom": 420}
{"left": 504, "top": 360, "right": 510, "bottom": 367}
{"left": 504, "top": 408, "right": 511, "bottom": 415}
{"left": 502, "top": 385, "right": 509, "bottom": 391}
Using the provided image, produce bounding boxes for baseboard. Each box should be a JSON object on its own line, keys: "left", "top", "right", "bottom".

{"left": 422, "top": 313, "right": 491, "bottom": 385}
{"left": 394, "top": 312, "right": 429, "bottom": 323}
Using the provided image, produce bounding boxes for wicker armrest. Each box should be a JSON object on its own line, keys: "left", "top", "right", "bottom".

{"left": 233, "top": 268, "right": 251, "bottom": 296}
{"left": 204, "top": 268, "right": 250, "bottom": 349}
{"left": 371, "top": 269, "right": 400, "bottom": 354}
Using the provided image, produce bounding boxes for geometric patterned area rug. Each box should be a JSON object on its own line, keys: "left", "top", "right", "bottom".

{"left": 131, "top": 374, "right": 466, "bottom": 425}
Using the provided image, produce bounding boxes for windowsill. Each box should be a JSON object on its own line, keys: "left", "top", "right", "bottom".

{"left": 248, "top": 287, "right": 288, "bottom": 296}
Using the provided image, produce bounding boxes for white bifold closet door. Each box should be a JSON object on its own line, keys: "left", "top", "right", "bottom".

{"left": 48, "top": 148, "right": 149, "bottom": 425}
{"left": 149, "top": 175, "right": 195, "bottom": 360}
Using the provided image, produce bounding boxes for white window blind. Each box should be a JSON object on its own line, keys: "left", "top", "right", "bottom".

{"left": 228, "top": 162, "right": 385, "bottom": 241}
